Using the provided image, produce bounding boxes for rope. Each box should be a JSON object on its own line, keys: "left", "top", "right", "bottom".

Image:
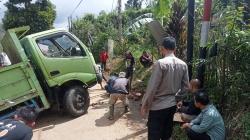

{"left": 69, "top": 0, "right": 84, "bottom": 17}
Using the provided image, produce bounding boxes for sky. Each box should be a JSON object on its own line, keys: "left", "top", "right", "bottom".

{"left": 0, "top": 0, "right": 128, "bottom": 29}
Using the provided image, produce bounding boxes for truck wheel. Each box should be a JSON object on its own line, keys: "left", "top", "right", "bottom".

{"left": 63, "top": 85, "right": 90, "bottom": 117}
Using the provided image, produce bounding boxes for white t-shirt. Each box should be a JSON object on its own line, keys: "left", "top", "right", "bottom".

{"left": 0, "top": 52, "right": 11, "bottom": 67}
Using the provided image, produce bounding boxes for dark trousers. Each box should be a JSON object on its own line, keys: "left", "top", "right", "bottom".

{"left": 101, "top": 62, "right": 106, "bottom": 71}
{"left": 186, "top": 128, "right": 211, "bottom": 140}
{"left": 148, "top": 106, "right": 176, "bottom": 140}
{"left": 125, "top": 67, "right": 133, "bottom": 78}
{"left": 125, "top": 67, "right": 133, "bottom": 92}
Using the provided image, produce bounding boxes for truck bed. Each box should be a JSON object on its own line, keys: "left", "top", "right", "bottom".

{"left": 0, "top": 26, "right": 50, "bottom": 113}
{"left": 0, "top": 62, "right": 49, "bottom": 112}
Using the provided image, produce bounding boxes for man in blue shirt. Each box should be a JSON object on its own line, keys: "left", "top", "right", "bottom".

{"left": 181, "top": 91, "right": 225, "bottom": 140}
{"left": 105, "top": 73, "right": 119, "bottom": 94}
{"left": 107, "top": 72, "right": 129, "bottom": 120}
{"left": 0, "top": 107, "right": 38, "bottom": 140}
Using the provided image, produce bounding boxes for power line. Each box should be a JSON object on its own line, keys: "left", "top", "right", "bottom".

{"left": 69, "top": 0, "right": 84, "bottom": 17}
{"left": 68, "top": 0, "right": 84, "bottom": 31}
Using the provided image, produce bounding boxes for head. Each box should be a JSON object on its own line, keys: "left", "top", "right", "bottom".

{"left": 194, "top": 91, "right": 210, "bottom": 109}
{"left": 189, "top": 79, "right": 201, "bottom": 93}
{"left": 118, "top": 72, "right": 126, "bottom": 78}
{"left": 159, "top": 37, "right": 176, "bottom": 56}
{"left": 14, "top": 107, "right": 38, "bottom": 128}
{"left": 125, "top": 51, "right": 132, "bottom": 57}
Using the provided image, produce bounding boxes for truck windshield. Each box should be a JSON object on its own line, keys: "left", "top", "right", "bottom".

{"left": 36, "top": 33, "right": 86, "bottom": 57}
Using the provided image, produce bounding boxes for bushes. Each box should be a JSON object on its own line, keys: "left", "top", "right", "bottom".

{"left": 242, "top": 113, "right": 250, "bottom": 139}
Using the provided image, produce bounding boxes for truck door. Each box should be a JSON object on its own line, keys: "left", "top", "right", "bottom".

{"left": 35, "top": 33, "right": 95, "bottom": 85}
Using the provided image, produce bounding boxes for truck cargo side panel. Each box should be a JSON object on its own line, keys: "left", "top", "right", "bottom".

{"left": 0, "top": 64, "right": 35, "bottom": 100}
{"left": 0, "top": 27, "right": 50, "bottom": 112}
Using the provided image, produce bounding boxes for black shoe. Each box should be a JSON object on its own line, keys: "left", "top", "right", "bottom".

{"left": 108, "top": 116, "right": 114, "bottom": 120}
{"left": 124, "top": 106, "right": 129, "bottom": 113}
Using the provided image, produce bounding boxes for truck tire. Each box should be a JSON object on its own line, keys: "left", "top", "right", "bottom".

{"left": 63, "top": 85, "right": 90, "bottom": 117}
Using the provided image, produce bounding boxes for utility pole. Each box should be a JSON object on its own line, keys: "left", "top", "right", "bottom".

{"left": 187, "top": 0, "right": 195, "bottom": 80}
{"left": 243, "top": 0, "right": 250, "bottom": 24}
{"left": 117, "top": 0, "right": 123, "bottom": 45}
{"left": 68, "top": 16, "right": 71, "bottom": 31}
{"left": 197, "top": 0, "right": 212, "bottom": 87}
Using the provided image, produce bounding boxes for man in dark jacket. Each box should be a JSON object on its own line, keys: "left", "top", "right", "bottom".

{"left": 139, "top": 51, "right": 153, "bottom": 68}
{"left": 0, "top": 107, "right": 38, "bottom": 140}
{"left": 125, "top": 51, "right": 135, "bottom": 79}
{"left": 177, "top": 79, "right": 201, "bottom": 122}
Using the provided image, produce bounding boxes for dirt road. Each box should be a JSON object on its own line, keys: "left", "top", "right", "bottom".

{"left": 32, "top": 84, "right": 147, "bottom": 140}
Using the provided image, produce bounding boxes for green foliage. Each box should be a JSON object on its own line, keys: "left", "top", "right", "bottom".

{"left": 122, "top": 8, "right": 156, "bottom": 55}
{"left": 242, "top": 113, "right": 250, "bottom": 139}
{"left": 151, "top": 0, "right": 250, "bottom": 139}
{"left": 152, "top": 0, "right": 173, "bottom": 23}
{"left": 188, "top": 1, "right": 250, "bottom": 139}
{"left": 172, "top": 125, "right": 188, "bottom": 140}
{"left": 72, "top": 11, "right": 118, "bottom": 62}
{"left": 150, "top": 0, "right": 188, "bottom": 59}
{"left": 72, "top": 8, "right": 156, "bottom": 62}
{"left": 72, "top": 14, "right": 97, "bottom": 45}
{"left": 125, "top": 0, "right": 143, "bottom": 10}
{"left": 203, "top": 3, "right": 250, "bottom": 106}
{"left": 2, "top": 0, "right": 56, "bottom": 34}
{"left": 164, "top": 0, "right": 187, "bottom": 59}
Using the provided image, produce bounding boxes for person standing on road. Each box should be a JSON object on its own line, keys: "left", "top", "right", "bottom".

{"left": 124, "top": 51, "right": 135, "bottom": 93}
{"left": 125, "top": 51, "right": 135, "bottom": 79}
{"left": 141, "top": 37, "right": 189, "bottom": 140}
{"left": 97, "top": 64, "right": 107, "bottom": 89}
{"left": 99, "top": 48, "right": 109, "bottom": 71}
{"left": 0, "top": 106, "right": 38, "bottom": 140}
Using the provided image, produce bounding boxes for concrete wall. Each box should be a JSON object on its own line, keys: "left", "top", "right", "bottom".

{"left": 108, "top": 39, "right": 114, "bottom": 59}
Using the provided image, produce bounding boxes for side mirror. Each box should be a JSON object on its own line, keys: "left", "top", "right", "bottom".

{"left": 76, "top": 47, "right": 82, "bottom": 56}
{"left": 71, "top": 47, "right": 82, "bottom": 56}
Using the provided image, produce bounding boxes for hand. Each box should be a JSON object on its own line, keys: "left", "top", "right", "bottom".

{"left": 140, "top": 107, "right": 148, "bottom": 118}
{"left": 177, "top": 101, "right": 183, "bottom": 109}
{"left": 181, "top": 123, "right": 191, "bottom": 129}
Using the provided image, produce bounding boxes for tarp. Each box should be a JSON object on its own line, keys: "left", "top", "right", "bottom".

{"left": 146, "top": 21, "right": 167, "bottom": 45}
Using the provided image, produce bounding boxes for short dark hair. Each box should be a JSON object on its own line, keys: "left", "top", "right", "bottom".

{"left": 161, "top": 37, "right": 176, "bottom": 50}
{"left": 16, "top": 107, "right": 38, "bottom": 123}
{"left": 194, "top": 91, "right": 210, "bottom": 105}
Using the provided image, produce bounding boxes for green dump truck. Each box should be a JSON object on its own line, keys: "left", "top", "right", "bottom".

{"left": 0, "top": 27, "right": 99, "bottom": 118}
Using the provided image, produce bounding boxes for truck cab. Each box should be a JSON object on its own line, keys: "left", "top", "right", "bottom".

{"left": 0, "top": 26, "right": 98, "bottom": 117}
{"left": 21, "top": 28, "right": 97, "bottom": 88}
